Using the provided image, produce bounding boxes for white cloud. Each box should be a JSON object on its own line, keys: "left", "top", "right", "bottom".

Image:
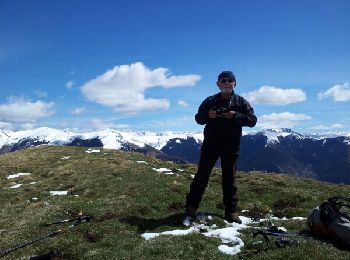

{"left": 0, "top": 121, "right": 13, "bottom": 130}
{"left": 242, "top": 86, "right": 306, "bottom": 105}
{"left": 34, "top": 90, "right": 48, "bottom": 98}
{"left": 81, "top": 62, "right": 201, "bottom": 114}
{"left": 0, "top": 96, "right": 55, "bottom": 123}
{"left": 178, "top": 100, "right": 189, "bottom": 107}
{"left": 89, "top": 118, "right": 129, "bottom": 130}
{"left": 308, "top": 124, "right": 345, "bottom": 130}
{"left": 317, "top": 82, "right": 350, "bottom": 101}
{"left": 258, "top": 112, "right": 312, "bottom": 129}
{"left": 66, "top": 80, "right": 75, "bottom": 89}
{"left": 20, "top": 123, "right": 36, "bottom": 130}
{"left": 70, "top": 107, "right": 86, "bottom": 115}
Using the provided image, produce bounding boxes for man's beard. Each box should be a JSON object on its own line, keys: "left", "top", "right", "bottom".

{"left": 219, "top": 86, "right": 232, "bottom": 94}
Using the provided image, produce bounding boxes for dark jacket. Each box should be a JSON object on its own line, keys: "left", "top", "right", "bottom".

{"left": 195, "top": 92, "right": 257, "bottom": 153}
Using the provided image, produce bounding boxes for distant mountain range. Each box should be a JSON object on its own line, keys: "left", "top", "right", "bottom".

{"left": 1, "top": 127, "right": 349, "bottom": 184}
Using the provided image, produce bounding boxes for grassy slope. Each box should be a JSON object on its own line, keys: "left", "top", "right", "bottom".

{"left": 0, "top": 146, "right": 349, "bottom": 259}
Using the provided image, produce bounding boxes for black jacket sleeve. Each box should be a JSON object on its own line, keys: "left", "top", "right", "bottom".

{"left": 195, "top": 97, "right": 212, "bottom": 125}
{"left": 232, "top": 97, "right": 257, "bottom": 127}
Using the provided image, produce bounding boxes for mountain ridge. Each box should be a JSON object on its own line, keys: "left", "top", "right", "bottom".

{"left": 1, "top": 127, "right": 349, "bottom": 184}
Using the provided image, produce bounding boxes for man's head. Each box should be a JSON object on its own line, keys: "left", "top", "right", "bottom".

{"left": 217, "top": 71, "right": 236, "bottom": 94}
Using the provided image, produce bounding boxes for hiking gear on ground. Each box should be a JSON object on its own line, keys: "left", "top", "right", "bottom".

{"left": 225, "top": 213, "right": 242, "bottom": 224}
{"left": 307, "top": 196, "right": 350, "bottom": 245}
{"left": 184, "top": 206, "right": 197, "bottom": 218}
{"left": 182, "top": 211, "right": 212, "bottom": 226}
{"left": 0, "top": 214, "right": 93, "bottom": 257}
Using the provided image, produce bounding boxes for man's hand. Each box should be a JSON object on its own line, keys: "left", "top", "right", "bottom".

{"left": 208, "top": 109, "right": 217, "bottom": 119}
{"left": 222, "top": 111, "right": 236, "bottom": 119}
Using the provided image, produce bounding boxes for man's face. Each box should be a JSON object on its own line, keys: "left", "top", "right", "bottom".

{"left": 217, "top": 77, "right": 236, "bottom": 94}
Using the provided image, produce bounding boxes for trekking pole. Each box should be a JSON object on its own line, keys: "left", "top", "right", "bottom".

{"left": 42, "top": 215, "right": 93, "bottom": 226}
{"left": 0, "top": 230, "right": 62, "bottom": 258}
{"left": 253, "top": 229, "right": 314, "bottom": 243}
{"left": 0, "top": 215, "right": 93, "bottom": 258}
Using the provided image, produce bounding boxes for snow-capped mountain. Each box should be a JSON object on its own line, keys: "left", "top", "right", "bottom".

{"left": 1, "top": 127, "right": 349, "bottom": 184}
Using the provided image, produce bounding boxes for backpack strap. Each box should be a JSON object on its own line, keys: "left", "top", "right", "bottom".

{"left": 328, "top": 197, "right": 350, "bottom": 221}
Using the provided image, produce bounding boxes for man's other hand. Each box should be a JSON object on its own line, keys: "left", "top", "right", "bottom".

{"left": 209, "top": 109, "right": 217, "bottom": 118}
{"left": 222, "top": 111, "right": 236, "bottom": 119}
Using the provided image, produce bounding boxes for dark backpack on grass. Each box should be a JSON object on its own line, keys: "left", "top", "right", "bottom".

{"left": 307, "top": 196, "right": 350, "bottom": 246}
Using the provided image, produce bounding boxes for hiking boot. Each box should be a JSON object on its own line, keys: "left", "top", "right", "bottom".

{"left": 224, "top": 212, "right": 242, "bottom": 224}
{"left": 184, "top": 206, "right": 197, "bottom": 218}
{"left": 182, "top": 206, "right": 197, "bottom": 226}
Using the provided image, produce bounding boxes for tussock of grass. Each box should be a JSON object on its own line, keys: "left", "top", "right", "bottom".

{"left": 0, "top": 146, "right": 349, "bottom": 259}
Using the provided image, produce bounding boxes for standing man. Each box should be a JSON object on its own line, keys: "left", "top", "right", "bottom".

{"left": 184, "top": 71, "right": 257, "bottom": 225}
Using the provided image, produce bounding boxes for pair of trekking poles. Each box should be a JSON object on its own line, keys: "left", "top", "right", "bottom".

{"left": 0, "top": 215, "right": 93, "bottom": 258}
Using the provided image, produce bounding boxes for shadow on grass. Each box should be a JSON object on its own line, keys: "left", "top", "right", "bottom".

{"left": 119, "top": 213, "right": 222, "bottom": 234}
{"left": 299, "top": 229, "right": 350, "bottom": 252}
{"left": 119, "top": 213, "right": 184, "bottom": 233}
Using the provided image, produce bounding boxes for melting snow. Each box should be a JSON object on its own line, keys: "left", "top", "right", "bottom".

{"left": 141, "top": 215, "right": 306, "bottom": 256}
{"left": 7, "top": 173, "right": 31, "bottom": 179}
{"left": 142, "top": 216, "right": 253, "bottom": 256}
{"left": 136, "top": 161, "right": 148, "bottom": 164}
{"left": 10, "top": 184, "right": 22, "bottom": 189}
{"left": 86, "top": 149, "right": 101, "bottom": 153}
{"left": 152, "top": 168, "right": 174, "bottom": 174}
{"left": 50, "top": 191, "right": 68, "bottom": 196}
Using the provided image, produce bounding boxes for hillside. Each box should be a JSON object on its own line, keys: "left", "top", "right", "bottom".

{"left": 0, "top": 146, "right": 349, "bottom": 259}
{"left": 1, "top": 127, "right": 350, "bottom": 184}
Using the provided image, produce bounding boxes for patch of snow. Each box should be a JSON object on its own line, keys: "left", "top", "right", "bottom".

{"left": 30, "top": 182, "right": 37, "bottom": 185}
{"left": 49, "top": 191, "right": 68, "bottom": 196}
{"left": 152, "top": 168, "right": 172, "bottom": 173}
{"left": 143, "top": 216, "right": 253, "bottom": 256}
{"left": 86, "top": 149, "right": 101, "bottom": 153}
{"left": 10, "top": 184, "right": 22, "bottom": 189}
{"left": 136, "top": 161, "right": 148, "bottom": 164}
{"left": 7, "top": 173, "right": 31, "bottom": 179}
{"left": 32, "top": 197, "right": 38, "bottom": 200}
{"left": 141, "top": 215, "right": 309, "bottom": 256}
{"left": 61, "top": 156, "right": 70, "bottom": 160}
{"left": 291, "top": 217, "right": 306, "bottom": 220}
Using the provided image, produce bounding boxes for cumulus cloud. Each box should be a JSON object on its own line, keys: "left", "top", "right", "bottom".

{"left": 308, "top": 124, "right": 345, "bottom": 130}
{"left": 89, "top": 118, "right": 129, "bottom": 130}
{"left": 70, "top": 107, "right": 86, "bottom": 115}
{"left": 0, "top": 121, "right": 13, "bottom": 130}
{"left": 66, "top": 80, "right": 75, "bottom": 89}
{"left": 81, "top": 62, "right": 201, "bottom": 114}
{"left": 317, "top": 82, "right": 350, "bottom": 101}
{"left": 20, "top": 123, "right": 36, "bottom": 130}
{"left": 0, "top": 96, "right": 55, "bottom": 123}
{"left": 34, "top": 91, "right": 48, "bottom": 98}
{"left": 242, "top": 86, "right": 306, "bottom": 105}
{"left": 178, "top": 100, "right": 189, "bottom": 107}
{"left": 258, "top": 112, "right": 312, "bottom": 129}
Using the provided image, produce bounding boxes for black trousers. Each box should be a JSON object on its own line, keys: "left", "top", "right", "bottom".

{"left": 185, "top": 144, "right": 239, "bottom": 213}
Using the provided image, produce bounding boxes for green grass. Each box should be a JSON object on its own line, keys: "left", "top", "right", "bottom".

{"left": 0, "top": 146, "right": 349, "bottom": 259}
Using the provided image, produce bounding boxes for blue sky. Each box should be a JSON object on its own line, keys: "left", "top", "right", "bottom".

{"left": 1, "top": 0, "right": 349, "bottom": 133}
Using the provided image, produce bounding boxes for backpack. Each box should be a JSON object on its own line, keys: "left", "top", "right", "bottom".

{"left": 307, "top": 196, "right": 350, "bottom": 246}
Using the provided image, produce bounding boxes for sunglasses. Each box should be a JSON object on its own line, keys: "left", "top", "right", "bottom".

{"left": 220, "top": 79, "right": 234, "bottom": 84}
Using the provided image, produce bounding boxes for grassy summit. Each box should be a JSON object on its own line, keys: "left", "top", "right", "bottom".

{"left": 0, "top": 146, "right": 349, "bottom": 259}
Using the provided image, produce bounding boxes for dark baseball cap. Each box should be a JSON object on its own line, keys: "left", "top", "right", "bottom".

{"left": 218, "top": 71, "right": 236, "bottom": 81}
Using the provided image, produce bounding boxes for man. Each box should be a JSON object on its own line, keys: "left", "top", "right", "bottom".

{"left": 184, "top": 71, "right": 257, "bottom": 225}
